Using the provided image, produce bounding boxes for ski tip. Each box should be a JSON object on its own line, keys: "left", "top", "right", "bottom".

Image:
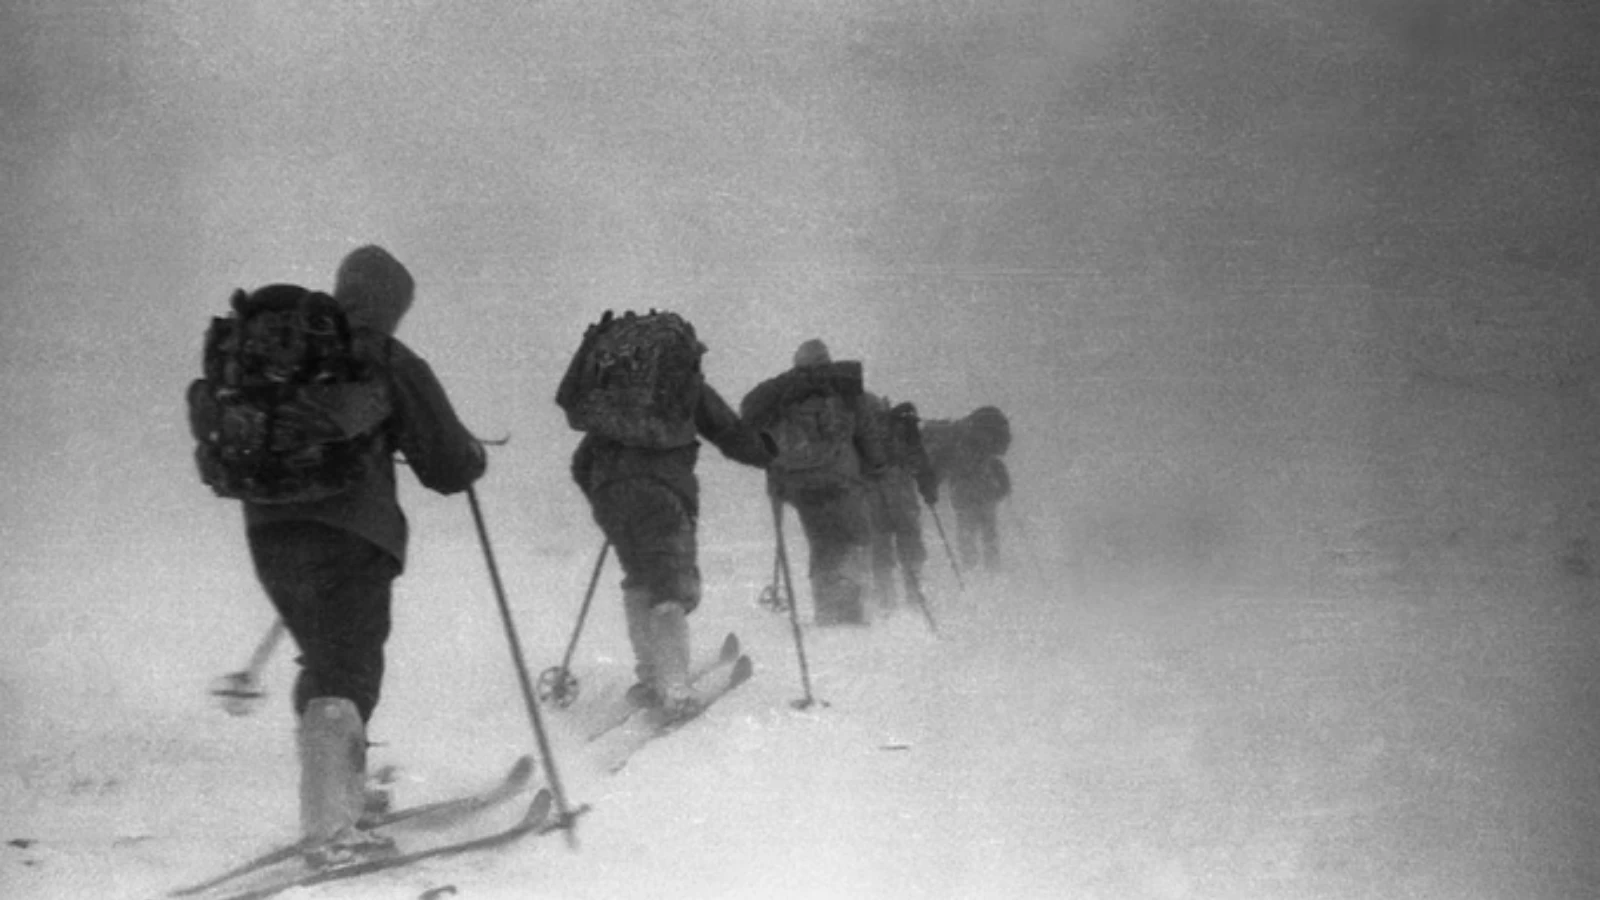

{"left": 509, "top": 754, "right": 536, "bottom": 780}
{"left": 729, "top": 654, "right": 754, "bottom": 686}
{"left": 526, "top": 788, "right": 554, "bottom": 826}
{"left": 719, "top": 632, "right": 740, "bottom": 661}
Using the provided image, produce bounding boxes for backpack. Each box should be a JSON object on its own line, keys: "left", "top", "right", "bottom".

{"left": 768, "top": 393, "right": 855, "bottom": 475}
{"left": 557, "top": 309, "right": 705, "bottom": 448}
{"left": 764, "top": 363, "right": 864, "bottom": 481}
{"left": 187, "top": 285, "right": 391, "bottom": 505}
{"left": 966, "top": 405, "right": 1011, "bottom": 457}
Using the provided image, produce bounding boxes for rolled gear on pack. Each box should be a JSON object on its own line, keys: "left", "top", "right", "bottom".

{"left": 965, "top": 405, "right": 1011, "bottom": 457}
{"left": 187, "top": 285, "right": 392, "bottom": 505}
{"left": 740, "top": 359, "right": 867, "bottom": 483}
{"left": 556, "top": 309, "right": 707, "bottom": 449}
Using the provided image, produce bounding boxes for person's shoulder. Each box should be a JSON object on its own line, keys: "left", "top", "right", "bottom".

{"left": 351, "top": 329, "right": 420, "bottom": 368}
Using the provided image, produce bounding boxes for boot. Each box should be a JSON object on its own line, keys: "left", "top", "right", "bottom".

{"left": 297, "top": 697, "right": 395, "bottom": 867}
{"left": 622, "top": 588, "right": 660, "bottom": 708}
{"left": 644, "top": 601, "right": 699, "bottom": 718}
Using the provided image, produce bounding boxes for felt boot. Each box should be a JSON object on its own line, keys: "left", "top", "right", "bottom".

{"left": 297, "top": 697, "right": 395, "bottom": 868}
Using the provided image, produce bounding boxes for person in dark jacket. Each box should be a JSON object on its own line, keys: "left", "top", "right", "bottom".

{"left": 863, "top": 396, "right": 939, "bottom": 613}
{"left": 561, "top": 314, "right": 770, "bottom": 715}
{"left": 925, "top": 405, "right": 1011, "bottom": 573}
{"left": 741, "top": 339, "right": 887, "bottom": 626}
{"left": 231, "top": 246, "right": 486, "bottom": 866}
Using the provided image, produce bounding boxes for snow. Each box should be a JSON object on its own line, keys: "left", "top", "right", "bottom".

{"left": 6, "top": 427, "right": 1599, "bottom": 899}
{"left": 6, "top": 2, "right": 1600, "bottom": 899}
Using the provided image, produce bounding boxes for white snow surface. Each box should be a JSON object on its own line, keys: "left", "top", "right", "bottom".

{"left": 6, "top": 395, "right": 1599, "bottom": 900}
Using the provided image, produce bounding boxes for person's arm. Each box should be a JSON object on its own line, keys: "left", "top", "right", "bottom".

{"left": 738, "top": 374, "right": 786, "bottom": 431}
{"left": 387, "top": 340, "right": 486, "bottom": 495}
{"left": 698, "top": 383, "right": 772, "bottom": 468}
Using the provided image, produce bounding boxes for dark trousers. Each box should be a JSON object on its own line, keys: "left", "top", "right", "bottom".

{"left": 954, "top": 501, "right": 1001, "bottom": 572}
{"left": 777, "top": 477, "right": 871, "bottom": 621}
{"left": 589, "top": 478, "right": 702, "bottom": 611}
{"left": 868, "top": 472, "right": 928, "bottom": 579}
{"left": 248, "top": 521, "right": 400, "bottom": 722}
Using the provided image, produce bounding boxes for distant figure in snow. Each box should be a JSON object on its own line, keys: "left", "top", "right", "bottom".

{"left": 741, "top": 339, "right": 888, "bottom": 625}
{"left": 186, "top": 245, "right": 487, "bottom": 867}
{"left": 558, "top": 310, "right": 769, "bottom": 716}
{"left": 924, "top": 405, "right": 1012, "bottom": 573}
{"left": 862, "top": 394, "right": 939, "bottom": 614}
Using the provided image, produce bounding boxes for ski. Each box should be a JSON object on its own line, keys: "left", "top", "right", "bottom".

{"left": 583, "top": 632, "right": 742, "bottom": 742}
{"left": 205, "top": 790, "right": 560, "bottom": 900}
{"left": 367, "top": 754, "right": 536, "bottom": 831}
{"left": 168, "top": 755, "right": 536, "bottom": 897}
{"left": 599, "top": 654, "right": 754, "bottom": 775}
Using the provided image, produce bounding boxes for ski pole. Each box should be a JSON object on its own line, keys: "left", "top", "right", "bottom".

{"left": 466, "top": 485, "right": 586, "bottom": 847}
{"left": 537, "top": 540, "right": 609, "bottom": 708}
{"left": 772, "top": 495, "right": 824, "bottom": 710}
{"left": 905, "top": 570, "right": 940, "bottom": 637}
{"left": 757, "top": 533, "right": 786, "bottom": 612}
{"left": 926, "top": 503, "right": 966, "bottom": 593}
{"left": 211, "top": 619, "right": 286, "bottom": 717}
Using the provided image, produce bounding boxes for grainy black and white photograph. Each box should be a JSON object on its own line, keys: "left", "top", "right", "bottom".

{"left": 4, "top": 2, "right": 1598, "bottom": 898}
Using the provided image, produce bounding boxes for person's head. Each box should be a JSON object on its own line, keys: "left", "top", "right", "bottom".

{"left": 334, "top": 245, "right": 414, "bottom": 336}
{"left": 966, "top": 405, "right": 1011, "bottom": 455}
{"left": 793, "top": 338, "right": 831, "bottom": 368}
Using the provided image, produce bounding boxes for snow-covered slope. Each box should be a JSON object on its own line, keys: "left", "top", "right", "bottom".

{"left": 7, "top": 376, "right": 1598, "bottom": 900}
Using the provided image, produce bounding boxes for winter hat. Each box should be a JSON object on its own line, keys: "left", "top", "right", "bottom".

{"left": 334, "top": 245, "right": 414, "bottom": 336}
{"left": 792, "top": 338, "right": 831, "bottom": 368}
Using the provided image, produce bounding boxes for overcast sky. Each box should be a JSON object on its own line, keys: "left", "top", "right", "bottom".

{"left": 3, "top": 1, "right": 1597, "bottom": 604}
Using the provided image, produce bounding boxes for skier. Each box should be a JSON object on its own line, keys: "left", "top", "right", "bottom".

{"left": 741, "top": 339, "right": 887, "bottom": 626}
{"left": 189, "top": 245, "right": 488, "bottom": 866}
{"left": 925, "top": 405, "right": 1011, "bottom": 573}
{"left": 864, "top": 396, "right": 939, "bottom": 614}
{"left": 558, "top": 311, "right": 770, "bottom": 716}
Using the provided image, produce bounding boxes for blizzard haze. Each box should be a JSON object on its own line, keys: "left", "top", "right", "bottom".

{"left": 4, "top": 2, "right": 1599, "bottom": 899}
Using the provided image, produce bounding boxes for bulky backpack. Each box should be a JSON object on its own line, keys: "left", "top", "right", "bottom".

{"left": 557, "top": 309, "right": 705, "bottom": 448}
{"left": 965, "top": 405, "right": 1011, "bottom": 457}
{"left": 768, "top": 392, "right": 855, "bottom": 476}
{"left": 187, "top": 285, "right": 391, "bottom": 504}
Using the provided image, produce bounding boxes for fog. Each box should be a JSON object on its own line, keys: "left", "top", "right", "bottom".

{"left": 4, "top": 2, "right": 1599, "bottom": 898}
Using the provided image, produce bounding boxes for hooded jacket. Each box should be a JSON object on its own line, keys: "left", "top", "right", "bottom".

{"left": 739, "top": 341, "right": 888, "bottom": 483}
{"left": 874, "top": 397, "right": 938, "bottom": 506}
{"left": 243, "top": 246, "right": 486, "bottom": 566}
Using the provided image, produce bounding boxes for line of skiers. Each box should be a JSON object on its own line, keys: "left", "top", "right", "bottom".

{"left": 185, "top": 246, "right": 1012, "bottom": 866}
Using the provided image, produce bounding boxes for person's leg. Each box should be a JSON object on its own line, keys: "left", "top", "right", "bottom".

{"left": 789, "top": 487, "right": 862, "bottom": 625}
{"left": 248, "top": 523, "right": 399, "bottom": 860}
{"left": 978, "top": 503, "right": 1001, "bottom": 572}
{"left": 593, "top": 479, "right": 702, "bottom": 711}
{"left": 894, "top": 486, "right": 930, "bottom": 603}
{"left": 866, "top": 484, "right": 898, "bottom": 610}
{"left": 953, "top": 503, "right": 980, "bottom": 570}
